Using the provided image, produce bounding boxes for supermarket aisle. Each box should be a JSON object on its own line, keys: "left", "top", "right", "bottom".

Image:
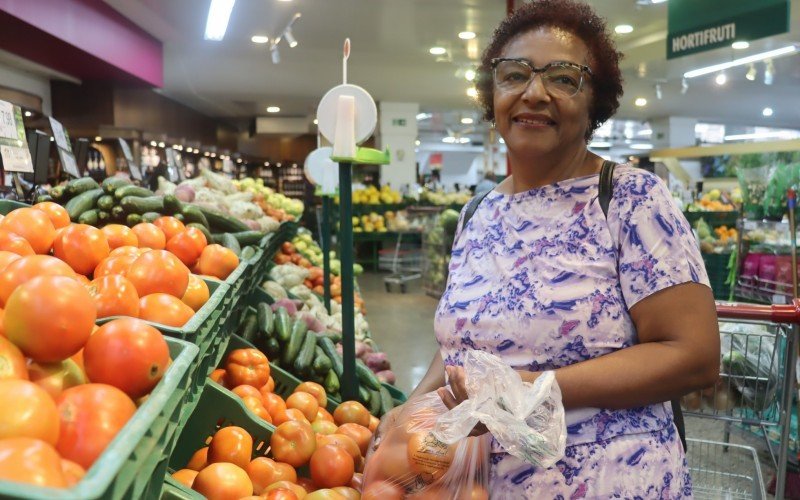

{"left": 358, "top": 272, "right": 440, "bottom": 395}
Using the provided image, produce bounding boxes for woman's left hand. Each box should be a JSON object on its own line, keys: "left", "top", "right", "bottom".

{"left": 437, "top": 365, "right": 488, "bottom": 436}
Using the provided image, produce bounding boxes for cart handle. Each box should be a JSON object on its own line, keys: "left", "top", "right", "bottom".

{"left": 716, "top": 300, "right": 800, "bottom": 324}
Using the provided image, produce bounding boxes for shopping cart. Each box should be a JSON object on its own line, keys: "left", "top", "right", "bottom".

{"left": 380, "top": 231, "right": 422, "bottom": 293}
{"left": 683, "top": 300, "right": 800, "bottom": 499}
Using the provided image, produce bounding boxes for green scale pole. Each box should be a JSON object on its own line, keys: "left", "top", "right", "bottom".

{"left": 321, "top": 196, "right": 333, "bottom": 314}
{"left": 338, "top": 161, "right": 358, "bottom": 400}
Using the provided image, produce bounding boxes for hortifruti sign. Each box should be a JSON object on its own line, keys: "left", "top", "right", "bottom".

{"left": 667, "top": 0, "right": 790, "bottom": 59}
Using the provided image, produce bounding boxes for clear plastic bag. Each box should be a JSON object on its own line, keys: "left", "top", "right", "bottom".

{"left": 361, "top": 392, "right": 491, "bottom": 499}
{"left": 720, "top": 322, "right": 780, "bottom": 411}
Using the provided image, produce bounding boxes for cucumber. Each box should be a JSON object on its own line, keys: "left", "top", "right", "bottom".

{"left": 65, "top": 188, "right": 104, "bottom": 221}
{"left": 318, "top": 332, "right": 342, "bottom": 344}
{"left": 281, "top": 320, "right": 308, "bottom": 366}
{"left": 49, "top": 185, "right": 66, "bottom": 201}
{"left": 323, "top": 370, "right": 340, "bottom": 395}
{"left": 378, "top": 386, "right": 394, "bottom": 416}
{"left": 187, "top": 223, "right": 213, "bottom": 243}
{"left": 265, "top": 337, "right": 281, "bottom": 359}
{"left": 181, "top": 205, "right": 209, "bottom": 228}
{"left": 241, "top": 246, "right": 256, "bottom": 261}
{"left": 65, "top": 178, "right": 100, "bottom": 197}
{"left": 114, "top": 185, "right": 153, "bottom": 200}
{"left": 239, "top": 312, "right": 259, "bottom": 345}
{"left": 257, "top": 303, "right": 274, "bottom": 338}
{"left": 163, "top": 194, "right": 183, "bottom": 215}
{"left": 368, "top": 389, "right": 382, "bottom": 416}
{"left": 96, "top": 195, "right": 115, "bottom": 212}
{"left": 220, "top": 233, "right": 242, "bottom": 256}
{"left": 126, "top": 213, "right": 142, "bottom": 227}
{"left": 174, "top": 213, "right": 185, "bottom": 222}
{"left": 318, "top": 337, "right": 343, "bottom": 379}
{"left": 101, "top": 177, "right": 130, "bottom": 194}
{"left": 358, "top": 385, "right": 371, "bottom": 406}
{"left": 313, "top": 347, "right": 332, "bottom": 375}
{"left": 77, "top": 209, "right": 99, "bottom": 226}
{"left": 111, "top": 205, "right": 126, "bottom": 222}
{"left": 120, "top": 195, "right": 164, "bottom": 214}
{"left": 356, "top": 359, "right": 382, "bottom": 391}
{"left": 196, "top": 205, "right": 250, "bottom": 233}
{"left": 274, "top": 307, "right": 292, "bottom": 343}
{"left": 229, "top": 231, "right": 265, "bottom": 246}
{"left": 141, "top": 212, "right": 160, "bottom": 223}
{"left": 97, "top": 211, "right": 111, "bottom": 224}
{"left": 293, "top": 330, "right": 317, "bottom": 375}
{"left": 33, "top": 194, "right": 53, "bottom": 204}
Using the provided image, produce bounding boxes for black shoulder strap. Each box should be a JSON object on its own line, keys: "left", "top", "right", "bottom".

{"left": 462, "top": 188, "right": 493, "bottom": 230}
{"left": 598, "top": 160, "right": 616, "bottom": 219}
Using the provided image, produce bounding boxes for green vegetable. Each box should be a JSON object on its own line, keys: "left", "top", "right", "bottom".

{"left": 239, "top": 312, "right": 259, "bottom": 345}
{"left": 187, "top": 223, "right": 213, "bottom": 243}
{"left": 195, "top": 205, "right": 250, "bottom": 232}
{"left": 111, "top": 205, "right": 126, "bottom": 222}
{"left": 120, "top": 196, "right": 164, "bottom": 214}
{"left": 282, "top": 319, "right": 308, "bottom": 366}
{"left": 368, "top": 389, "right": 382, "bottom": 416}
{"left": 241, "top": 246, "right": 256, "bottom": 261}
{"left": 126, "top": 214, "right": 142, "bottom": 227}
{"left": 141, "top": 212, "right": 160, "bottom": 223}
{"left": 162, "top": 194, "right": 183, "bottom": 215}
{"left": 293, "top": 330, "right": 317, "bottom": 375}
{"left": 96, "top": 195, "right": 115, "bottom": 212}
{"left": 323, "top": 370, "right": 340, "bottom": 396}
{"left": 77, "top": 209, "right": 99, "bottom": 226}
{"left": 228, "top": 231, "right": 265, "bottom": 246}
{"left": 49, "top": 185, "right": 66, "bottom": 201}
{"left": 317, "top": 332, "right": 342, "bottom": 344}
{"left": 65, "top": 188, "right": 104, "bottom": 221}
{"left": 313, "top": 347, "right": 332, "bottom": 375}
{"left": 355, "top": 359, "right": 381, "bottom": 391}
{"left": 378, "top": 386, "right": 394, "bottom": 416}
{"left": 257, "top": 303, "right": 274, "bottom": 338}
{"left": 265, "top": 337, "right": 281, "bottom": 359}
{"left": 220, "top": 233, "right": 241, "bottom": 256}
{"left": 274, "top": 307, "right": 292, "bottom": 343}
{"left": 318, "top": 337, "right": 343, "bottom": 379}
{"left": 181, "top": 205, "right": 209, "bottom": 228}
{"left": 174, "top": 213, "right": 185, "bottom": 222}
{"left": 97, "top": 211, "right": 111, "bottom": 224}
{"left": 358, "top": 386, "right": 371, "bottom": 406}
{"left": 65, "top": 178, "right": 100, "bottom": 197}
{"left": 101, "top": 177, "right": 130, "bottom": 194}
{"left": 114, "top": 185, "right": 153, "bottom": 200}
{"left": 33, "top": 194, "right": 53, "bottom": 204}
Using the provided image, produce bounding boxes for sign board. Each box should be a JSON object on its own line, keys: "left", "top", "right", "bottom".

{"left": 0, "top": 101, "right": 33, "bottom": 173}
{"left": 117, "top": 138, "right": 142, "bottom": 181}
{"left": 391, "top": 118, "right": 406, "bottom": 127}
{"left": 165, "top": 148, "right": 179, "bottom": 182}
{"left": 668, "top": 0, "right": 790, "bottom": 59}
{"left": 48, "top": 117, "right": 80, "bottom": 178}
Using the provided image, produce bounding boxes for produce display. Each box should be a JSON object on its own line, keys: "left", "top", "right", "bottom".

{"left": 685, "top": 188, "right": 740, "bottom": 212}
{"left": 351, "top": 184, "right": 403, "bottom": 205}
{"left": 422, "top": 209, "right": 460, "bottom": 296}
{"left": 695, "top": 218, "right": 738, "bottom": 254}
{"left": 291, "top": 229, "right": 364, "bottom": 277}
{"left": 419, "top": 188, "right": 472, "bottom": 207}
{"left": 236, "top": 177, "right": 305, "bottom": 222}
{"left": 352, "top": 213, "right": 387, "bottom": 233}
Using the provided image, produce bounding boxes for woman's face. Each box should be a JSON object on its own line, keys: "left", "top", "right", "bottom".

{"left": 493, "top": 27, "right": 593, "bottom": 160}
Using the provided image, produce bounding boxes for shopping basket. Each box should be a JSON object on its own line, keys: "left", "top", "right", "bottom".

{"left": 0, "top": 337, "right": 198, "bottom": 500}
{"left": 686, "top": 439, "right": 765, "bottom": 500}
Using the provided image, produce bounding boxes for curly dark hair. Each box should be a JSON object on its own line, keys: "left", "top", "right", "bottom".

{"left": 476, "top": 0, "right": 624, "bottom": 141}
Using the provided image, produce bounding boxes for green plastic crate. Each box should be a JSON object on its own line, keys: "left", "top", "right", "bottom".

{"left": 702, "top": 252, "right": 733, "bottom": 301}
{"left": 97, "top": 278, "right": 232, "bottom": 424}
{"left": 162, "top": 382, "right": 276, "bottom": 500}
{"left": 0, "top": 199, "right": 31, "bottom": 213}
{"left": 0, "top": 337, "right": 197, "bottom": 500}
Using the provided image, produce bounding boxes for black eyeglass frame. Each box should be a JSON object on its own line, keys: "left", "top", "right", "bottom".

{"left": 490, "top": 57, "right": 594, "bottom": 97}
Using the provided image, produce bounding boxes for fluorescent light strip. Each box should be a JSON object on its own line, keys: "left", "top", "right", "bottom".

{"left": 724, "top": 131, "right": 800, "bottom": 141}
{"left": 205, "top": 0, "right": 235, "bottom": 41}
{"left": 684, "top": 45, "right": 797, "bottom": 78}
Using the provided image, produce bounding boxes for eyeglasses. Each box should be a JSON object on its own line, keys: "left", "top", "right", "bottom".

{"left": 491, "top": 58, "right": 592, "bottom": 98}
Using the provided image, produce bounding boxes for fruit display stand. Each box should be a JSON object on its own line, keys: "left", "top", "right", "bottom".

{"left": 98, "top": 278, "right": 232, "bottom": 424}
{"left": 0, "top": 337, "right": 198, "bottom": 500}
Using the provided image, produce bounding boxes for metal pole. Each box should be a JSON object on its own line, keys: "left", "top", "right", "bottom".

{"left": 338, "top": 161, "right": 358, "bottom": 400}
{"left": 775, "top": 324, "right": 797, "bottom": 500}
{"left": 321, "top": 196, "right": 332, "bottom": 314}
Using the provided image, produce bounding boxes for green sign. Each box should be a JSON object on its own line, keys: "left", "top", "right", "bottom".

{"left": 391, "top": 118, "right": 406, "bottom": 127}
{"left": 668, "top": 0, "right": 789, "bottom": 59}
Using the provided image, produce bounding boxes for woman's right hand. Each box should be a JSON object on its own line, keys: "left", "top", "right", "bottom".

{"left": 367, "top": 404, "right": 403, "bottom": 458}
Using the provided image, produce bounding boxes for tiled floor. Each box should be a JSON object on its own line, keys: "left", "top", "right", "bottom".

{"left": 359, "top": 271, "right": 782, "bottom": 499}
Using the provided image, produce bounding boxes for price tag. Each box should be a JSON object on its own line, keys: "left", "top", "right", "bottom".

{"left": 0, "top": 101, "right": 20, "bottom": 141}
{"left": 58, "top": 149, "right": 80, "bottom": 178}
{"left": 0, "top": 144, "right": 34, "bottom": 173}
{"left": 49, "top": 118, "right": 71, "bottom": 153}
{"left": 118, "top": 138, "right": 133, "bottom": 163}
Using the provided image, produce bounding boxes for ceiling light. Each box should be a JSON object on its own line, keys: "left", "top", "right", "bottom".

{"left": 458, "top": 137, "right": 470, "bottom": 144}
{"left": 94, "top": 136, "right": 102, "bottom": 142}
{"left": 458, "top": 31, "right": 476, "bottom": 40}
{"left": 204, "top": 0, "right": 235, "bottom": 41}
{"left": 277, "top": 0, "right": 292, "bottom": 2}
{"left": 764, "top": 59, "right": 775, "bottom": 85}
{"left": 614, "top": 25, "right": 634, "bottom": 34}
{"left": 266, "top": 106, "right": 280, "bottom": 113}
{"left": 414, "top": 140, "right": 420, "bottom": 146}
{"left": 150, "top": 141, "right": 157, "bottom": 146}
{"left": 211, "top": 153, "right": 217, "bottom": 158}
{"left": 237, "top": 158, "right": 243, "bottom": 163}
{"left": 276, "top": 162, "right": 282, "bottom": 167}
{"left": 683, "top": 45, "right": 797, "bottom": 78}
{"left": 429, "top": 47, "right": 447, "bottom": 55}
{"left": 23, "top": 111, "right": 32, "bottom": 117}
{"left": 158, "top": 142, "right": 165, "bottom": 148}
{"left": 724, "top": 131, "right": 800, "bottom": 141}
{"left": 270, "top": 43, "right": 280, "bottom": 64}
{"left": 251, "top": 35, "right": 269, "bottom": 44}
{"left": 284, "top": 28, "right": 297, "bottom": 48}
{"left": 499, "top": 137, "right": 505, "bottom": 144}
{"left": 714, "top": 72, "right": 727, "bottom": 85}
{"left": 313, "top": 118, "right": 318, "bottom": 125}
{"left": 589, "top": 141, "right": 612, "bottom": 148}
{"left": 655, "top": 83, "right": 663, "bottom": 100}
{"left": 634, "top": 97, "right": 647, "bottom": 107}
{"left": 464, "top": 69, "right": 476, "bottom": 81}
{"left": 416, "top": 113, "right": 431, "bottom": 121}
{"left": 681, "top": 77, "right": 689, "bottom": 94}
{"left": 50, "top": 137, "right": 54, "bottom": 142}
{"left": 466, "top": 87, "right": 478, "bottom": 98}
{"left": 746, "top": 63, "right": 757, "bottom": 81}
{"left": 264, "top": 162, "right": 270, "bottom": 166}
{"left": 636, "top": 0, "right": 667, "bottom": 4}
{"left": 762, "top": 107, "right": 774, "bottom": 117}
{"left": 630, "top": 143, "right": 653, "bottom": 150}
{"left": 638, "top": 129, "right": 653, "bottom": 136}
{"left": 461, "top": 117, "right": 474, "bottom": 125}
{"left": 204, "top": 152, "right": 210, "bottom": 157}
{"left": 442, "top": 136, "right": 456, "bottom": 144}
{"left": 732, "top": 41, "right": 750, "bottom": 50}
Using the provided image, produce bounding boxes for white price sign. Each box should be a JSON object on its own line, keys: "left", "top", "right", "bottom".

{"left": 58, "top": 149, "right": 80, "bottom": 178}
{"left": 49, "top": 118, "right": 71, "bottom": 153}
{"left": 0, "top": 144, "right": 33, "bottom": 173}
{"left": 0, "top": 101, "right": 19, "bottom": 141}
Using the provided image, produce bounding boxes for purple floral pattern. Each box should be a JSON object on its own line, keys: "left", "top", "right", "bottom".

{"left": 434, "top": 167, "right": 708, "bottom": 497}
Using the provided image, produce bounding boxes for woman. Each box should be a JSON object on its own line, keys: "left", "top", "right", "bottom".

{"left": 376, "top": 1, "right": 719, "bottom": 497}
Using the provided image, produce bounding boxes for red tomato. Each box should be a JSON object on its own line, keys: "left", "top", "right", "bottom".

{"left": 333, "top": 401, "right": 371, "bottom": 428}
{"left": 310, "top": 444, "right": 355, "bottom": 488}
{"left": 198, "top": 244, "right": 240, "bottom": 280}
{"left": 27, "top": 358, "right": 86, "bottom": 399}
{"left": 312, "top": 420, "right": 338, "bottom": 436}
{"left": 317, "top": 434, "right": 361, "bottom": 462}
{"left": 270, "top": 420, "right": 316, "bottom": 468}
{"left": 138, "top": 293, "right": 195, "bottom": 327}
{"left": 264, "top": 481, "right": 307, "bottom": 499}
{"left": 132, "top": 223, "right": 166, "bottom": 250}
{"left": 126, "top": 250, "right": 190, "bottom": 298}
{"left": 5, "top": 275, "right": 95, "bottom": 362}
{"left": 0, "top": 208, "right": 56, "bottom": 254}
{"left": 153, "top": 217, "right": 186, "bottom": 242}
{"left": 263, "top": 376, "right": 275, "bottom": 393}
{"left": 262, "top": 392, "right": 287, "bottom": 420}
{"left": 87, "top": 274, "right": 140, "bottom": 318}
{"left": 317, "top": 407, "right": 335, "bottom": 423}
{"left": 225, "top": 348, "right": 270, "bottom": 388}
{"left": 186, "top": 446, "right": 208, "bottom": 471}
{"left": 208, "top": 426, "right": 253, "bottom": 469}
{"left": 0, "top": 254, "right": 75, "bottom": 306}
{"left": 101, "top": 224, "right": 138, "bottom": 249}
{"left": 0, "top": 335, "right": 27, "bottom": 381}
{"left": 284, "top": 408, "right": 311, "bottom": 425}
{"left": 361, "top": 480, "right": 405, "bottom": 500}
{"left": 242, "top": 396, "right": 273, "bottom": 422}
{"left": 306, "top": 489, "right": 348, "bottom": 500}
{"left": 166, "top": 227, "right": 207, "bottom": 267}
{"left": 53, "top": 224, "right": 110, "bottom": 275}
{"left": 263, "top": 488, "right": 300, "bottom": 500}
{"left": 332, "top": 486, "right": 361, "bottom": 500}
{"left": 33, "top": 202, "right": 70, "bottom": 229}
{"left": 110, "top": 245, "right": 142, "bottom": 257}
{"left": 210, "top": 369, "right": 227, "bottom": 387}
{"left": 181, "top": 274, "right": 210, "bottom": 311}
{"left": 336, "top": 423, "right": 373, "bottom": 457}
{"left": 369, "top": 415, "right": 380, "bottom": 433}
{"left": 295, "top": 381, "right": 328, "bottom": 408}
{"left": 406, "top": 432, "right": 455, "bottom": 480}
{"left": 192, "top": 462, "right": 253, "bottom": 500}
{"left": 232, "top": 385, "right": 262, "bottom": 399}
{"left": 0, "top": 380, "right": 60, "bottom": 444}
{"left": 83, "top": 318, "right": 170, "bottom": 399}
{"left": 0, "top": 438, "right": 66, "bottom": 488}
{"left": 56, "top": 383, "right": 137, "bottom": 469}
{"left": 0, "top": 230, "right": 34, "bottom": 257}
{"left": 296, "top": 476, "right": 317, "bottom": 492}
{"left": 60, "top": 458, "right": 86, "bottom": 487}
{"left": 0, "top": 251, "right": 20, "bottom": 273}
{"left": 93, "top": 253, "right": 138, "bottom": 278}
{"left": 171, "top": 468, "right": 199, "bottom": 489}
{"left": 286, "top": 391, "right": 320, "bottom": 422}
{"left": 406, "top": 486, "right": 451, "bottom": 499}
{"left": 246, "top": 457, "right": 298, "bottom": 494}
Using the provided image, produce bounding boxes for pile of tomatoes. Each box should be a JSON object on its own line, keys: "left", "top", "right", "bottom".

{"left": 170, "top": 348, "right": 379, "bottom": 499}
